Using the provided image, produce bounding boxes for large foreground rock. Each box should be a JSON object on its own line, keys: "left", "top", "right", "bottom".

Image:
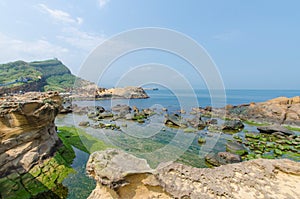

{"left": 0, "top": 92, "right": 62, "bottom": 177}
{"left": 87, "top": 149, "right": 300, "bottom": 199}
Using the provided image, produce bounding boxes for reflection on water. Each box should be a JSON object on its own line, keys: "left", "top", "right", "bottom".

{"left": 62, "top": 147, "right": 96, "bottom": 199}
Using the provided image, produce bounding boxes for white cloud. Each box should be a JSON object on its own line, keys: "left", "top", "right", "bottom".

{"left": 98, "top": 0, "right": 110, "bottom": 8}
{"left": 37, "top": 4, "right": 82, "bottom": 25}
{"left": 0, "top": 32, "right": 68, "bottom": 63}
{"left": 58, "top": 27, "right": 105, "bottom": 51}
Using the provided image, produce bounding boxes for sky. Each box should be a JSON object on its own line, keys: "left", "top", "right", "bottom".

{"left": 0, "top": 0, "right": 299, "bottom": 89}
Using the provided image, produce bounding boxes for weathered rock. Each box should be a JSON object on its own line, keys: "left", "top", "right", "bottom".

{"left": 187, "top": 116, "right": 206, "bottom": 129}
{"left": 222, "top": 120, "right": 244, "bottom": 131}
{"left": 205, "top": 152, "right": 241, "bottom": 166}
{"left": 0, "top": 92, "right": 62, "bottom": 177}
{"left": 257, "top": 125, "right": 294, "bottom": 136}
{"left": 111, "top": 104, "right": 131, "bottom": 113}
{"left": 226, "top": 141, "right": 247, "bottom": 155}
{"left": 79, "top": 121, "right": 90, "bottom": 127}
{"left": 86, "top": 149, "right": 154, "bottom": 188}
{"left": 199, "top": 96, "right": 300, "bottom": 126}
{"left": 164, "top": 114, "right": 187, "bottom": 128}
{"left": 97, "top": 87, "right": 149, "bottom": 99}
{"left": 87, "top": 149, "right": 300, "bottom": 199}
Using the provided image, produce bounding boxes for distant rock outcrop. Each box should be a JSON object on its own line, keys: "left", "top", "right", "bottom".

{"left": 199, "top": 96, "right": 300, "bottom": 126}
{"left": 71, "top": 86, "right": 149, "bottom": 100}
{"left": 87, "top": 149, "right": 300, "bottom": 199}
{"left": 0, "top": 92, "right": 62, "bottom": 177}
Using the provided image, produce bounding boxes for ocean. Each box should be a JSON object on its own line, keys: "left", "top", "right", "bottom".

{"left": 77, "top": 89, "right": 300, "bottom": 113}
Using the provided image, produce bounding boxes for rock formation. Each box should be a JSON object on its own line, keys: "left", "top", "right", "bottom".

{"left": 87, "top": 149, "right": 300, "bottom": 199}
{"left": 0, "top": 92, "right": 62, "bottom": 177}
{"left": 198, "top": 96, "right": 300, "bottom": 126}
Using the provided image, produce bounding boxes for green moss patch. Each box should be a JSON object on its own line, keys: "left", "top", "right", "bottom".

{"left": 57, "top": 126, "right": 112, "bottom": 154}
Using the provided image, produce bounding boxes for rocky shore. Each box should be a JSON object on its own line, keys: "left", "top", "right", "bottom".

{"left": 87, "top": 149, "right": 300, "bottom": 199}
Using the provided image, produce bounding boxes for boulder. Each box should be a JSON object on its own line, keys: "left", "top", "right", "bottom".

{"left": 164, "top": 114, "right": 187, "bottom": 128}
{"left": 86, "top": 149, "right": 153, "bottom": 188}
{"left": 226, "top": 141, "right": 247, "bottom": 155}
{"left": 222, "top": 120, "right": 244, "bottom": 131}
{"left": 257, "top": 125, "right": 294, "bottom": 136}
{"left": 205, "top": 152, "right": 241, "bottom": 166}
{"left": 79, "top": 121, "right": 90, "bottom": 127}
{"left": 111, "top": 104, "right": 131, "bottom": 113}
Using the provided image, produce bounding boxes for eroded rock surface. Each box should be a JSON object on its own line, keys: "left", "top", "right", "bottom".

{"left": 199, "top": 96, "right": 300, "bottom": 126}
{"left": 0, "top": 92, "right": 62, "bottom": 177}
{"left": 87, "top": 149, "right": 300, "bottom": 199}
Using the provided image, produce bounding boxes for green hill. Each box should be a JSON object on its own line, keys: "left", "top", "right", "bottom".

{"left": 0, "top": 59, "right": 89, "bottom": 93}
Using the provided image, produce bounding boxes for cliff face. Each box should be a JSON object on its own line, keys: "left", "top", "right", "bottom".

{"left": 87, "top": 149, "right": 300, "bottom": 199}
{"left": 0, "top": 92, "right": 62, "bottom": 177}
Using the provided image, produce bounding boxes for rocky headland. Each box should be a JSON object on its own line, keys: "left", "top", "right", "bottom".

{"left": 69, "top": 86, "right": 149, "bottom": 101}
{"left": 87, "top": 149, "right": 300, "bottom": 199}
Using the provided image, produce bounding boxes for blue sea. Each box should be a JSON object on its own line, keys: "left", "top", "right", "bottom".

{"left": 77, "top": 89, "right": 300, "bottom": 112}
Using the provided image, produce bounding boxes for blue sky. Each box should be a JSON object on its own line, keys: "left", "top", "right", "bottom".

{"left": 0, "top": 0, "right": 299, "bottom": 89}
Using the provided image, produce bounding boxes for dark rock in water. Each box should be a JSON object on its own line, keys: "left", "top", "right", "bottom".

{"left": 164, "top": 114, "right": 188, "bottom": 128}
{"left": 87, "top": 111, "right": 99, "bottom": 119}
{"left": 60, "top": 105, "right": 72, "bottom": 114}
{"left": 205, "top": 152, "right": 241, "bottom": 166}
{"left": 79, "top": 121, "right": 90, "bottom": 127}
{"left": 204, "top": 106, "right": 212, "bottom": 112}
{"left": 207, "top": 124, "right": 222, "bottom": 133}
{"left": 226, "top": 141, "right": 247, "bottom": 155}
{"left": 206, "top": 118, "right": 218, "bottom": 125}
{"left": 98, "top": 111, "right": 114, "bottom": 119}
{"left": 222, "top": 120, "right": 244, "bottom": 131}
{"left": 257, "top": 125, "right": 294, "bottom": 136}
{"left": 187, "top": 117, "right": 206, "bottom": 129}
{"left": 95, "top": 106, "right": 105, "bottom": 113}
{"left": 112, "top": 104, "right": 131, "bottom": 113}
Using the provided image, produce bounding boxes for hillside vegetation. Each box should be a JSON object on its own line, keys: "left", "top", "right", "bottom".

{"left": 0, "top": 59, "right": 89, "bottom": 92}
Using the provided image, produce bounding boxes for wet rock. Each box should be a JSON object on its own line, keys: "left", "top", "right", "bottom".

{"left": 112, "top": 104, "right": 131, "bottom": 113}
{"left": 164, "top": 114, "right": 187, "bottom": 128}
{"left": 222, "top": 120, "right": 244, "bottom": 131}
{"left": 132, "top": 105, "right": 139, "bottom": 113}
{"left": 97, "top": 111, "right": 114, "bottom": 119}
{"left": 257, "top": 125, "right": 294, "bottom": 136}
{"left": 187, "top": 116, "right": 206, "bottom": 129}
{"left": 95, "top": 106, "right": 105, "bottom": 113}
{"left": 207, "top": 124, "right": 222, "bottom": 133}
{"left": 206, "top": 118, "right": 218, "bottom": 125}
{"left": 205, "top": 152, "right": 241, "bottom": 167}
{"left": 226, "top": 141, "right": 247, "bottom": 155}
{"left": 79, "top": 121, "right": 90, "bottom": 127}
